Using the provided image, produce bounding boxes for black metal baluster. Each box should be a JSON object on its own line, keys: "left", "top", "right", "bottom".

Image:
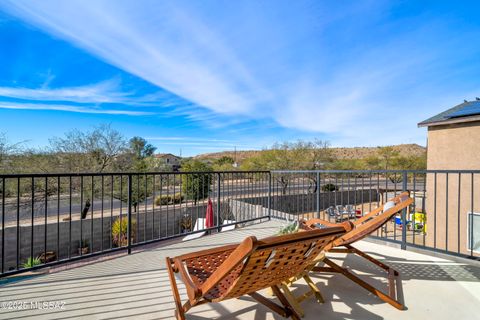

{"left": 91, "top": 176, "right": 94, "bottom": 254}
{"left": 31, "top": 177, "right": 35, "bottom": 263}
{"left": 413, "top": 173, "right": 417, "bottom": 246}
{"left": 470, "top": 173, "right": 474, "bottom": 257}
{"left": 16, "top": 178, "right": 20, "bottom": 269}
{"left": 44, "top": 177, "right": 47, "bottom": 264}
{"left": 101, "top": 175, "right": 104, "bottom": 252}
{"left": 57, "top": 176, "right": 60, "bottom": 261}
{"left": 457, "top": 173, "right": 461, "bottom": 254}
{"left": 393, "top": 173, "right": 397, "bottom": 241}
{"left": 433, "top": 173, "right": 437, "bottom": 250}
{"left": 110, "top": 175, "right": 113, "bottom": 249}
{"left": 69, "top": 176, "right": 72, "bottom": 259}
{"left": 166, "top": 174, "right": 169, "bottom": 237}
{"left": 152, "top": 174, "right": 155, "bottom": 240}
{"left": 119, "top": 175, "right": 122, "bottom": 248}
{"left": 1, "top": 178, "right": 5, "bottom": 273}
{"left": 127, "top": 174, "right": 132, "bottom": 254}
{"left": 80, "top": 176, "right": 83, "bottom": 256}
{"left": 144, "top": 174, "right": 147, "bottom": 242}
{"left": 137, "top": 175, "right": 140, "bottom": 243}
{"left": 445, "top": 173, "right": 449, "bottom": 252}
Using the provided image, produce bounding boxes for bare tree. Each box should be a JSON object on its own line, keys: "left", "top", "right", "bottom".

{"left": 0, "top": 133, "right": 24, "bottom": 172}
{"left": 49, "top": 124, "right": 127, "bottom": 173}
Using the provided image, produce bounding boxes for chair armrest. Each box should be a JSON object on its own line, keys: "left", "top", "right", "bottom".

{"left": 169, "top": 257, "right": 202, "bottom": 302}
{"left": 300, "top": 218, "right": 338, "bottom": 230}
{"left": 301, "top": 218, "right": 353, "bottom": 232}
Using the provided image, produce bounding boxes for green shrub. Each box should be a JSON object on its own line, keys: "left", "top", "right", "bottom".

{"left": 112, "top": 217, "right": 136, "bottom": 247}
{"left": 277, "top": 220, "right": 299, "bottom": 235}
{"left": 154, "top": 193, "right": 184, "bottom": 206}
{"left": 22, "top": 256, "right": 42, "bottom": 269}
{"left": 321, "top": 183, "right": 339, "bottom": 192}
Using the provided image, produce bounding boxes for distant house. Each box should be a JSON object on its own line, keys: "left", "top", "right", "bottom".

{"left": 155, "top": 153, "right": 181, "bottom": 171}
{"left": 418, "top": 99, "right": 480, "bottom": 255}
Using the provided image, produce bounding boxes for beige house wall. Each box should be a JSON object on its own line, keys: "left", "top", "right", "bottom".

{"left": 425, "top": 121, "right": 480, "bottom": 256}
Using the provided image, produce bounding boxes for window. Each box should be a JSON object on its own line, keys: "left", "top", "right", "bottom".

{"left": 467, "top": 212, "right": 480, "bottom": 253}
{"left": 166, "top": 158, "right": 170, "bottom": 163}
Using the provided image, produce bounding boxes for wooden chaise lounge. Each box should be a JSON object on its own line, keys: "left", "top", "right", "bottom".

{"left": 300, "top": 191, "right": 413, "bottom": 311}
{"left": 166, "top": 225, "right": 350, "bottom": 319}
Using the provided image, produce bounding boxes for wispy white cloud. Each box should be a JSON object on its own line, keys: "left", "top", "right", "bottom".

{"left": 146, "top": 137, "right": 232, "bottom": 143}
{"left": 0, "top": 101, "right": 152, "bottom": 115}
{"left": 1, "top": 1, "right": 479, "bottom": 147}
{"left": 0, "top": 78, "right": 177, "bottom": 107}
{"left": 0, "top": 79, "right": 126, "bottom": 103}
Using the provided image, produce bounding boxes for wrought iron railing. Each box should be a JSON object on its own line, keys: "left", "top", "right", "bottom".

{"left": 1, "top": 169, "right": 479, "bottom": 277}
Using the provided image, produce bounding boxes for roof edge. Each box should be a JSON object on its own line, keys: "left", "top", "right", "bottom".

{"left": 417, "top": 115, "right": 480, "bottom": 128}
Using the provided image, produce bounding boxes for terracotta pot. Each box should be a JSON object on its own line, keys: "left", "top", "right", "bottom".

{"left": 78, "top": 247, "right": 89, "bottom": 255}
{"left": 39, "top": 251, "right": 56, "bottom": 263}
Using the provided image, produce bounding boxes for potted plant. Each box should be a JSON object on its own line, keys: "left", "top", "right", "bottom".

{"left": 112, "top": 218, "right": 137, "bottom": 247}
{"left": 22, "top": 256, "right": 42, "bottom": 269}
{"left": 38, "top": 251, "right": 56, "bottom": 263}
{"left": 78, "top": 239, "right": 89, "bottom": 255}
{"left": 277, "top": 220, "right": 300, "bottom": 235}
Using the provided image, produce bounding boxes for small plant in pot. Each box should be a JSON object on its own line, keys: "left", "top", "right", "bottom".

{"left": 112, "top": 217, "right": 137, "bottom": 247}
{"left": 39, "top": 251, "right": 57, "bottom": 263}
{"left": 78, "top": 239, "right": 89, "bottom": 255}
{"left": 22, "top": 256, "right": 42, "bottom": 269}
{"left": 277, "top": 220, "right": 300, "bottom": 235}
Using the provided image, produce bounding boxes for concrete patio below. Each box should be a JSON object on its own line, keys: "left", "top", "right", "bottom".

{"left": 0, "top": 220, "right": 479, "bottom": 320}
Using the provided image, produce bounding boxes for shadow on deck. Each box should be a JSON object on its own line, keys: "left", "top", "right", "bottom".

{"left": 0, "top": 220, "right": 479, "bottom": 320}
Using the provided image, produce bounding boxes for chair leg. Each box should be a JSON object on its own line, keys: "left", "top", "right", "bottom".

{"left": 303, "top": 273, "right": 324, "bottom": 303}
{"left": 166, "top": 257, "right": 186, "bottom": 320}
{"left": 279, "top": 282, "right": 305, "bottom": 318}
{"left": 271, "top": 285, "right": 302, "bottom": 320}
{"left": 346, "top": 244, "right": 399, "bottom": 276}
{"left": 315, "top": 257, "right": 404, "bottom": 310}
{"left": 249, "top": 292, "right": 289, "bottom": 317}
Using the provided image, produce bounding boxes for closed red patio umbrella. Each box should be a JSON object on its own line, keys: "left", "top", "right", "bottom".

{"left": 205, "top": 198, "right": 214, "bottom": 229}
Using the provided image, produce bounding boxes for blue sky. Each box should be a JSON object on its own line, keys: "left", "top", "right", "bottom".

{"left": 1, "top": 1, "right": 480, "bottom": 156}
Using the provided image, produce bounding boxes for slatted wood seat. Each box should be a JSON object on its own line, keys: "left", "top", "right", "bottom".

{"left": 297, "top": 191, "right": 413, "bottom": 311}
{"left": 166, "top": 225, "right": 350, "bottom": 319}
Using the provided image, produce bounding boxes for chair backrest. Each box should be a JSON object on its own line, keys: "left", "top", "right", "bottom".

{"left": 336, "top": 205, "right": 344, "bottom": 213}
{"left": 327, "top": 206, "right": 336, "bottom": 217}
{"left": 345, "top": 204, "right": 354, "bottom": 212}
{"left": 301, "top": 192, "right": 412, "bottom": 249}
{"left": 334, "top": 191, "right": 412, "bottom": 246}
{"left": 218, "top": 226, "right": 347, "bottom": 300}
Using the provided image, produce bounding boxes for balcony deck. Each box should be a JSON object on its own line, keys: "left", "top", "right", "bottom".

{"left": 0, "top": 220, "right": 479, "bottom": 320}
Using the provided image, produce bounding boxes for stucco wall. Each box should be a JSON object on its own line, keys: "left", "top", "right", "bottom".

{"left": 426, "top": 122, "right": 480, "bottom": 170}
{"left": 425, "top": 122, "right": 480, "bottom": 256}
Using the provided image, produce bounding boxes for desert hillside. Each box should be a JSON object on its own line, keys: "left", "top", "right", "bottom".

{"left": 194, "top": 144, "right": 426, "bottom": 163}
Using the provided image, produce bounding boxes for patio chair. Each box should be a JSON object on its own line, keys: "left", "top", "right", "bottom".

{"left": 166, "top": 225, "right": 350, "bottom": 320}
{"left": 345, "top": 204, "right": 356, "bottom": 218}
{"left": 326, "top": 206, "right": 337, "bottom": 217}
{"left": 300, "top": 191, "right": 413, "bottom": 310}
{"left": 335, "top": 205, "right": 344, "bottom": 215}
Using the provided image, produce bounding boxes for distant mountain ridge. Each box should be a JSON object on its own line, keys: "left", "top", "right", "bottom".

{"left": 194, "top": 144, "right": 426, "bottom": 162}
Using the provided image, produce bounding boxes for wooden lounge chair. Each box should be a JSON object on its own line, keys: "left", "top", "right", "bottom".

{"left": 166, "top": 225, "right": 350, "bottom": 320}
{"left": 298, "top": 191, "right": 413, "bottom": 311}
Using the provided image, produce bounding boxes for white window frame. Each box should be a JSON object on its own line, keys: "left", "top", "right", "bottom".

{"left": 467, "top": 212, "right": 480, "bottom": 253}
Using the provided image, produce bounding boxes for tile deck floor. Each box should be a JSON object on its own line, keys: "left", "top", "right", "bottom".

{"left": 1, "top": 220, "right": 479, "bottom": 320}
